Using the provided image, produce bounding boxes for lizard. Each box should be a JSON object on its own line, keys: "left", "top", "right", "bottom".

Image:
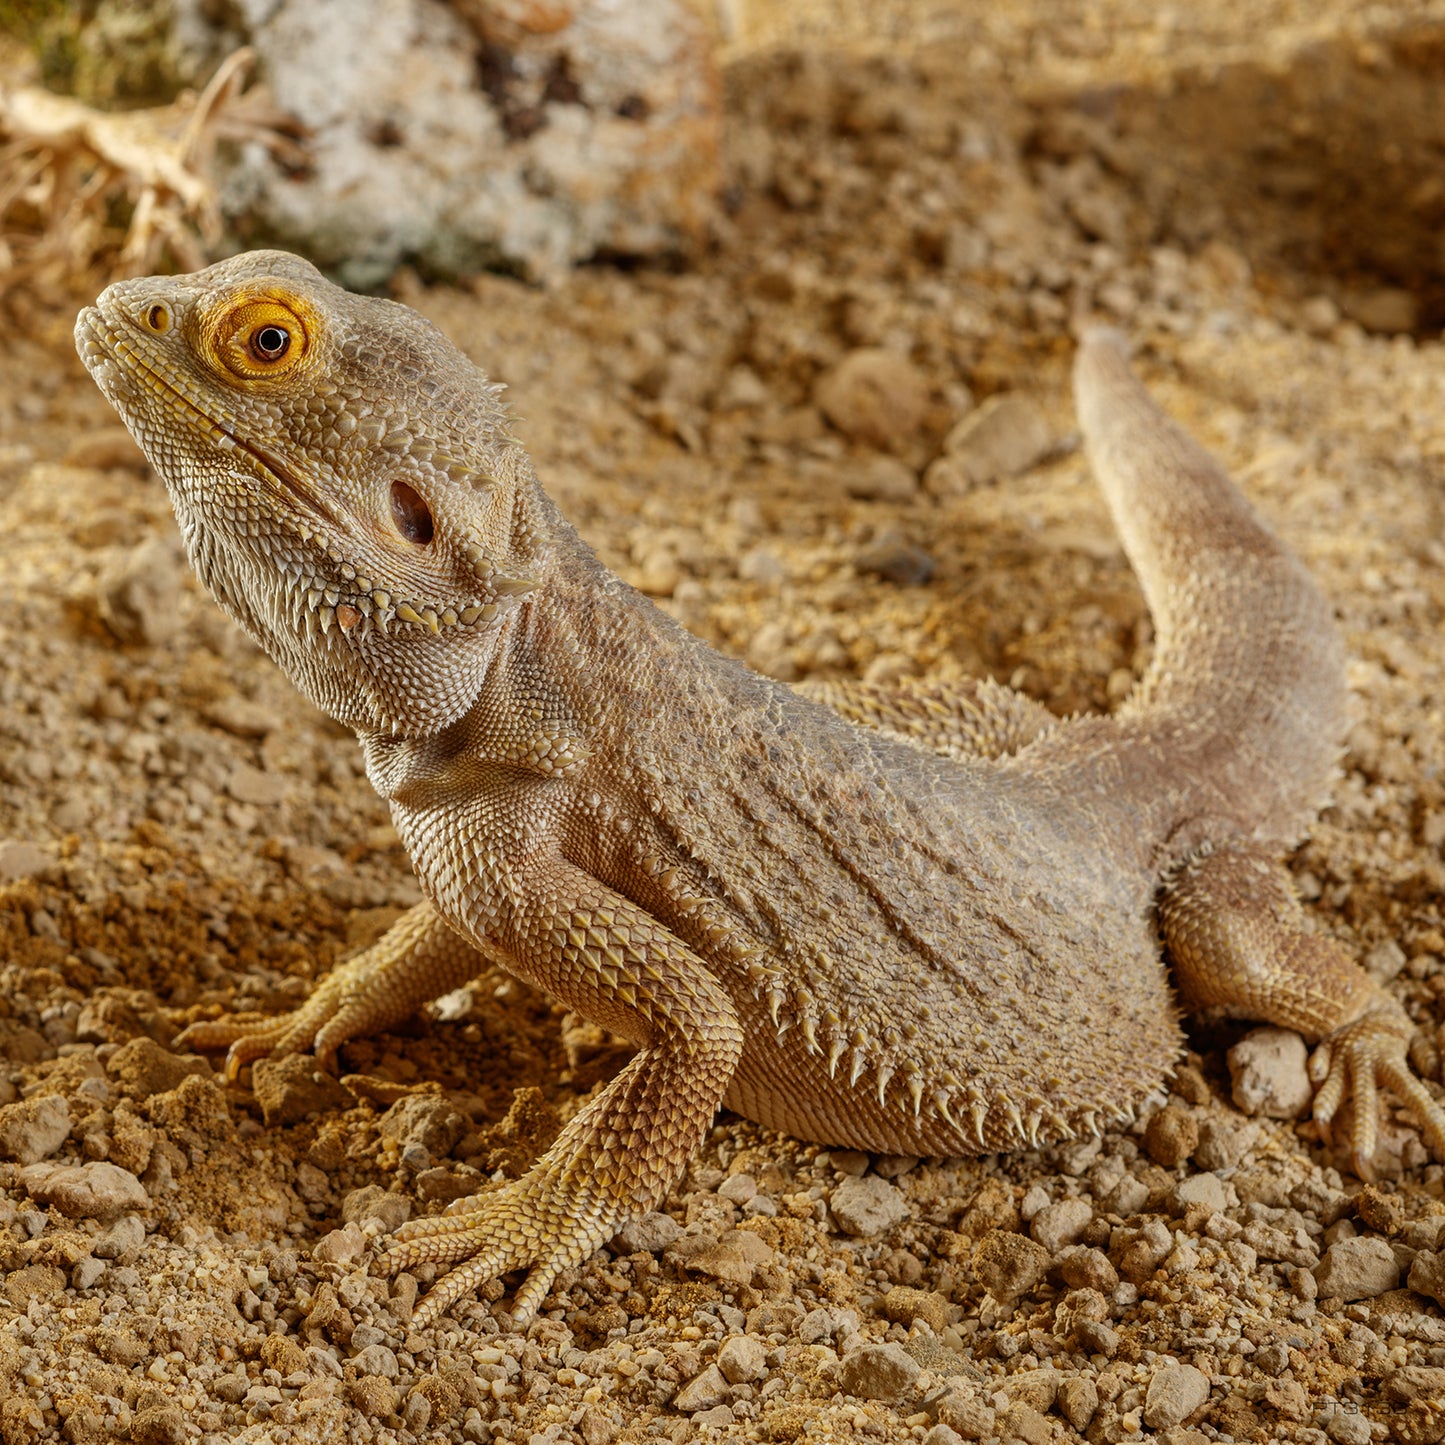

{"left": 75, "top": 250, "right": 1445, "bottom": 1328}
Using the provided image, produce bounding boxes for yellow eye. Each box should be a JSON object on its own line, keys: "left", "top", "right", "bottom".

{"left": 213, "top": 297, "right": 309, "bottom": 379}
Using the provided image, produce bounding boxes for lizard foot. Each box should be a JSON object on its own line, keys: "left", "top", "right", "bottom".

{"left": 176, "top": 901, "right": 483, "bottom": 1081}
{"left": 387, "top": 1169, "right": 620, "bottom": 1328}
{"left": 1309, "top": 1011, "right": 1445, "bottom": 1180}
{"left": 176, "top": 964, "right": 364, "bottom": 1080}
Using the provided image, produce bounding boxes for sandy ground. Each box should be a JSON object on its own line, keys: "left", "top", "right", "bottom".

{"left": 4, "top": 4, "right": 1445, "bottom": 1443}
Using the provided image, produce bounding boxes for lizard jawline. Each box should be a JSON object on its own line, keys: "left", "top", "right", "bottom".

{"left": 83, "top": 310, "right": 337, "bottom": 529}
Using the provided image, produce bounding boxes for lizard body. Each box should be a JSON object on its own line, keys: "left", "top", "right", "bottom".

{"left": 76, "top": 251, "right": 1445, "bottom": 1326}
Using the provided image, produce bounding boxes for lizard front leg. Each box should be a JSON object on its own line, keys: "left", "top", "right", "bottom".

{"left": 388, "top": 862, "right": 744, "bottom": 1327}
{"left": 177, "top": 900, "right": 486, "bottom": 1077}
{"left": 1159, "top": 838, "right": 1445, "bottom": 1177}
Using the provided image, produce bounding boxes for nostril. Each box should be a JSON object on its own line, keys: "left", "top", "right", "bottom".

{"left": 144, "top": 302, "right": 172, "bottom": 334}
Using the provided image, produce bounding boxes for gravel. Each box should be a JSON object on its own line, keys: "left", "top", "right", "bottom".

{"left": 1, "top": 2, "right": 1444, "bottom": 1441}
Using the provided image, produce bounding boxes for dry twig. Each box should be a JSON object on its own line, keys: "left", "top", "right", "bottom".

{"left": 0, "top": 48, "right": 303, "bottom": 299}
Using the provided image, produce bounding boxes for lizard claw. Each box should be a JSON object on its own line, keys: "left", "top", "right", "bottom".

{"left": 386, "top": 1171, "right": 620, "bottom": 1328}
{"left": 1309, "top": 1011, "right": 1445, "bottom": 1180}
{"left": 176, "top": 902, "right": 482, "bottom": 1083}
{"left": 176, "top": 976, "right": 351, "bottom": 1081}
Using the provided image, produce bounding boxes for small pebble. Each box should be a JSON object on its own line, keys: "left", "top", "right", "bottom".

{"left": 838, "top": 1342, "right": 920, "bottom": 1402}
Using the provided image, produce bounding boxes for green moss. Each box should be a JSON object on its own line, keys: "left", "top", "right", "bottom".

{"left": 0, "top": 0, "right": 86, "bottom": 93}
{"left": 5, "top": 0, "right": 188, "bottom": 107}
{"left": 70, "top": 0, "right": 186, "bottom": 108}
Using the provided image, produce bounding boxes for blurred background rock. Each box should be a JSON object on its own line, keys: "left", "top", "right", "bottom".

{"left": 1, "top": 0, "right": 720, "bottom": 289}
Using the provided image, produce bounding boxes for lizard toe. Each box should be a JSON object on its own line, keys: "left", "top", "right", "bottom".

{"left": 386, "top": 1172, "right": 623, "bottom": 1328}
{"left": 177, "top": 983, "right": 350, "bottom": 1080}
{"left": 1309, "top": 1013, "right": 1445, "bottom": 1179}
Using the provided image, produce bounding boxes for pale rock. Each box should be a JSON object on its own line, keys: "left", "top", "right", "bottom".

{"left": 1363, "top": 938, "right": 1407, "bottom": 981}
{"left": 814, "top": 349, "right": 929, "bottom": 452}
{"left": 799, "top": 1306, "right": 854, "bottom": 1344}
{"left": 830, "top": 1174, "right": 908, "bottom": 1237}
{"left": 21, "top": 1161, "right": 147, "bottom": 1220}
{"left": 72, "top": 1255, "right": 106, "bottom": 1291}
{"left": 124, "top": 0, "right": 720, "bottom": 285}
{"left": 612, "top": 1210, "right": 681, "bottom": 1254}
{"left": 93, "top": 1213, "right": 146, "bottom": 1259}
{"left": 0, "top": 1095, "right": 71, "bottom": 1165}
{"left": 1172, "top": 1172, "right": 1229, "bottom": 1216}
{"left": 1031, "top": 1197, "right": 1092, "bottom": 1254}
{"left": 1314, "top": 1235, "right": 1400, "bottom": 1300}
{"left": 687, "top": 1228, "right": 773, "bottom": 1285}
{"left": 974, "top": 1229, "right": 1050, "bottom": 1299}
{"left": 1227, "top": 1026, "right": 1313, "bottom": 1118}
{"left": 1000, "top": 1368, "right": 1059, "bottom": 1412}
{"left": 692, "top": 1405, "right": 734, "bottom": 1429}
{"left": 838, "top": 1341, "right": 920, "bottom": 1402}
{"left": 1142, "top": 1360, "right": 1210, "bottom": 1430}
{"left": 1324, "top": 1407, "right": 1373, "bottom": 1445}
{"left": 843, "top": 452, "right": 920, "bottom": 501}
{"left": 203, "top": 695, "right": 283, "bottom": 738}
{"left": 928, "top": 393, "right": 1052, "bottom": 494}
{"left": 96, "top": 535, "right": 185, "bottom": 647}
{"left": 1407, "top": 1248, "right": 1445, "bottom": 1308}
{"left": 0, "top": 840, "right": 50, "bottom": 884}
{"left": 312, "top": 1222, "right": 368, "bottom": 1266}
{"left": 716, "top": 1334, "right": 766, "bottom": 1384}
{"left": 1193, "top": 1114, "right": 1258, "bottom": 1170}
{"left": 936, "top": 1390, "right": 995, "bottom": 1440}
{"left": 673, "top": 1363, "right": 729, "bottom": 1412}
{"left": 226, "top": 763, "right": 288, "bottom": 807}
{"left": 716, "top": 1173, "right": 756, "bottom": 1205}
{"left": 1384, "top": 1365, "right": 1445, "bottom": 1405}
{"left": 351, "top": 1344, "right": 399, "bottom": 1379}
{"left": 1057, "top": 1374, "right": 1098, "bottom": 1431}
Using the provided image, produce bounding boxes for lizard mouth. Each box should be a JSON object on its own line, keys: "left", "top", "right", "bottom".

{"left": 76, "top": 307, "right": 338, "bottom": 529}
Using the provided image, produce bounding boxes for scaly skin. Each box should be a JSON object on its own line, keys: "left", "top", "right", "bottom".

{"left": 76, "top": 252, "right": 1445, "bottom": 1328}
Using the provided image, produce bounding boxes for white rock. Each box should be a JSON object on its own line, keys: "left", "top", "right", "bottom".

{"left": 1228, "top": 1026, "right": 1313, "bottom": 1118}
{"left": 154, "top": 0, "right": 719, "bottom": 284}
{"left": 717, "top": 1334, "right": 766, "bottom": 1384}
{"left": 0, "top": 1095, "right": 71, "bottom": 1165}
{"left": 21, "top": 1162, "right": 146, "bottom": 1220}
{"left": 1314, "top": 1236, "right": 1400, "bottom": 1300}
{"left": 1143, "top": 1360, "right": 1209, "bottom": 1429}
{"left": 927, "top": 393, "right": 1052, "bottom": 494}
{"left": 1031, "top": 1197, "right": 1092, "bottom": 1254}
{"left": 830, "top": 1175, "right": 908, "bottom": 1237}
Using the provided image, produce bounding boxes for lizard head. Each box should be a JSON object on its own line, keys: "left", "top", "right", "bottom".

{"left": 76, "top": 250, "right": 539, "bottom": 737}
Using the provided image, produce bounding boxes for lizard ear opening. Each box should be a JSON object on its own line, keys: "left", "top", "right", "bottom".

{"left": 390, "top": 480, "right": 434, "bottom": 544}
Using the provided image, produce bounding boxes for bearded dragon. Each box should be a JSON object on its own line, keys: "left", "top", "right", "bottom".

{"left": 76, "top": 251, "right": 1445, "bottom": 1327}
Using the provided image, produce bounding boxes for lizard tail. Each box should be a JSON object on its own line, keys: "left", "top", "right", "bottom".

{"left": 1071, "top": 328, "right": 1348, "bottom": 847}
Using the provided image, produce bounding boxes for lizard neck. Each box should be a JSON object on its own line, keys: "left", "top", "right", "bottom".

{"left": 353, "top": 479, "right": 735, "bottom": 810}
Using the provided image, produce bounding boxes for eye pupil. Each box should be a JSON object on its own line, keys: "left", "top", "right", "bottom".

{"left": 390, "top": 480, "right": 433, "bottom": 545}
{"left": 252, "top": 325, "right": 290, "bottom": 361}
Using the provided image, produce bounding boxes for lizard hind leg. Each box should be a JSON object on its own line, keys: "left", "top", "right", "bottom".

{"left": 1158, "top": 837, "right": 1445, "bottom": 1178}
{"left": 796, "top": 674, "right": 1057, "bottom": 761}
